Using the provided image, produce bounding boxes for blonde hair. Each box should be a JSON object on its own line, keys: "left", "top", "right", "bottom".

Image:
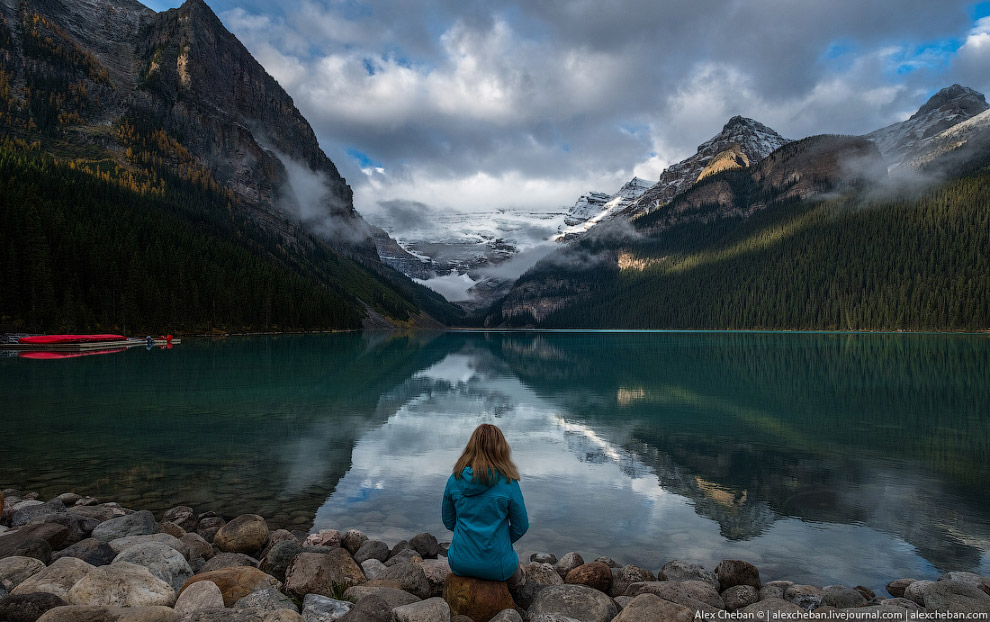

{"left": 453, "top": 423, "right": 520, "bottom": 485}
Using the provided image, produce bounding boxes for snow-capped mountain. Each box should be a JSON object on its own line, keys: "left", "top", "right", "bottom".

{"left": 864, "top": 84, "right": 988, "bottom": 170}
{"left": 626, "top": 116, "right": 791, "bottom": 216}
{"left": 556, "top": 177, "right": 655, "bottom": 239}
{"left": 562, "top": 192, "right": 612, "bottom": 227}
{"left": 898, "top": 107, "right": 990, "bottom": 171}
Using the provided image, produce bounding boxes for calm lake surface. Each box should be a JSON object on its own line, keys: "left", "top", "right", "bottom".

{"left": 2, "top": 331, "right": 989, "bottom": 589}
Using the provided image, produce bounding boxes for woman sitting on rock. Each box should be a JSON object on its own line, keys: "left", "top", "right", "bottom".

{"left": 442, "top": 423, "right": 529, "bottom": 586}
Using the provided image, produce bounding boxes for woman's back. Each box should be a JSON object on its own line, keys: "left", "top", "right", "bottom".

{"left": 443, "top": 466, "right": 528, "bottom": 581}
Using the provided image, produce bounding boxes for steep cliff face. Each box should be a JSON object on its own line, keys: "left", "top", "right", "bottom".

{"left": 0, "top": 0, "right": 461, "bottom": 328}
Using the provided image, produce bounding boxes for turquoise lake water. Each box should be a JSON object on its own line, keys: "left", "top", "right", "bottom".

{"left": 2, "top": 331, "right": 989, "bottom": 590}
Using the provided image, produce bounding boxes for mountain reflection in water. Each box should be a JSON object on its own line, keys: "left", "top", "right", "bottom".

{"left": 2, "top": 331, "right": 988, "bottom": 590}
{"left": 312, "top": 332, "right": 990, "bottom": 589}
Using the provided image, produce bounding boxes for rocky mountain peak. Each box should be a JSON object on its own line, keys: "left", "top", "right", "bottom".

{"left": 914, "top": 84, "right": 987, "bottom": 119}
{"left": 865, "top": 84, "right": 989, "bottom": 167}
{"left": 621, "top": 117, "right": 790, "bottom": 216}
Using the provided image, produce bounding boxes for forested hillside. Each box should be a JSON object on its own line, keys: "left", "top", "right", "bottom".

{"left": 0, "top": 146, "right": 460, "bottom": 333}
{"left": 495, "top": 161, "right": 990, "bottom": 331}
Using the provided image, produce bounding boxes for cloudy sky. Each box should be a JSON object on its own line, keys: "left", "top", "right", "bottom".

{"left": 142, "top": 0, "right": 990, "bottom": 218}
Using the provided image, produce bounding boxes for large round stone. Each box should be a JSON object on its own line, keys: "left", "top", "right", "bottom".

{"left": 161, "top": 506, "right": 198, "bottom": 531}
{"left": 419, "top": 557, "right": 451, "bottom": 597}
{"left": 554, "top": 552, "right": 585, "bottom": 579}
{"left": 341, "top": 530, "right": 368, "bottom": 555}
{"left": 302, "top": 593, "right": 354, "bottom": 620}
{"left": 201, "top": 552, "right": 260, "bottom": 572}
{"left": 722, "top": 584, "right": 759, "bottom": 611}
{"left": 609, "top": 565, "right": 655, "bottom": 599}
{"left": 565, "top": 562, "right": 612, "bottom": 593}
{"left": 284, "top": 549, "right": 366, "bottom": 600}
{"left": 174, "top": 579, "right": 225, "bottom": 614}
{"left": 338, "top": 595, "right": 398, "bottom": 622}
{"left": 113, "top": 541, "right": 194, "bottom": 592}
{"left": 714, "top": 559, "right": 761, "bottom": 590}
{"left": 214, "top": 514, "right": 270, "bottom": 555}
{"left": 924, "top": 580, "right": 990, "bottom": 614}
{"left": 234, "top": 587, "right": 299, "bottom": 612}
{"left": 527, "top": 584, "right": 619, "bottom": 622}
{"left": 443, "top": 574, "right": 515, "bottom": 622}
{"left": 381, "top": 561, "right": 431, "bottom": 599}
{"left": 886, "top": 578, "right": 916, "bottom": 598}
{"left": 91, "top": 511, "right": 156, "bottom": 543}
{"left": 612, "top": 593, "right": 695, "bottom": 622}
{"left": 659, "top": 560, "right": 719, "bottom": 591}
{"left": 408, "top": 533, "right": 439, "bottom": 559}
{"left": 343, "top": 585, "right": 422, "bottom": 608}
{"left": 11, "top": 498, "right": 66, "bottom": 527}
{"left": 51, "top": 538, "right": 117, "bottom": 566}
{"left": 0, "top": 555, "right": 46, "bottom": 591}
{"left": 11, "top": 556, "right": 95, "bottom": 600}
{"left": 262, "top": 539, "right": 304, "bottom": 583}
{"left": 393, "top": 596, "right": 450, "bottom": 622}
{"left": 354, "top": 540, "right": 390, "bottom": 565}
{"left": 36, "top": 605, "right": 177, "bottom": 622}
{"left": 68, "top": 561, "right": 177, "bottom": 607}
{"left": 624, "top": 580, "right": 723, "bottom": 611}
{"left": 180, "top": 566, "right": 282, "bottom": 607}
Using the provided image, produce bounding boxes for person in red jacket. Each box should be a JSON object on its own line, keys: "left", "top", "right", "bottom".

{"left": 442, "top": 423, "right": 529, "bottom": 586}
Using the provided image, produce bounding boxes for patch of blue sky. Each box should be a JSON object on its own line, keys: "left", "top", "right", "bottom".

{"left": 347, "top": 148, "right": 383, "bottom": 169}
{"left": 969, "top": 1, "right": 990, "bottom": 21}
{"left": 818, "top": 39, "right": 858, "bottom": 72}
{"left": 889, "top": 38, "right": 962, "bottom": 76}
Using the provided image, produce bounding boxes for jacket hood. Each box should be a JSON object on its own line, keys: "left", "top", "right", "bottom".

{"left": 455, "top": 467, "right": 499, "bottom": 496}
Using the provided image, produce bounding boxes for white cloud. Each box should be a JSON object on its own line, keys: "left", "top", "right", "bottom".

{"left": 216, "top": 0, "right": 984, "bottom": 220}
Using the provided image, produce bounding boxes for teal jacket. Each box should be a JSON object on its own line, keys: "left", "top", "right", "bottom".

{"left": 441, "top": 467, "right": 529, "bottom": 581}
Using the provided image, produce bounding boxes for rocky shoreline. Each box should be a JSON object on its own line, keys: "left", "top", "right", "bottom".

{"left": 1, "top": 489, "right": 989, "bottom": 622}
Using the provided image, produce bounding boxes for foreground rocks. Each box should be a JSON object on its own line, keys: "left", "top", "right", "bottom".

{"left": 2, "top": 488, "right": 990, "bottom": 622}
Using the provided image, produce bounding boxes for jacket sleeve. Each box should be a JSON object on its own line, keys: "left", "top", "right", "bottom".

{"left": 508, "top": 480, "right": 529, "bottom": 543}
{"left": 441, "top": 477, "right": 457, "bottom": 531}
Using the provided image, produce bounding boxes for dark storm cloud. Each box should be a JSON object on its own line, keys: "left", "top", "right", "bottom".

{"left": 214, "top": 0, "right": 987, "bottom": 215}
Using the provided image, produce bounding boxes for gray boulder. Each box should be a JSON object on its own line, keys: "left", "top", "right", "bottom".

{"left": 91, "top": 510, "right": 156, "bottom": 543}
{"left": 527, "top": 584, "right": 619, "bottom": 622}
{"left": 393, "top": 597, "right": 450, "bottom": 622}
{"left": 113, "top": 541, "right": 194, "bottom": 592}
{"left": 338, "top": 595, "right": 398, "bottom": 622}
{"left": 714, "top": 559, "right": 761, "bottom": 590}
{"left": 904, "top": 580, "right": 934, "bottom": 606}
{"left": 234, "top": 587, "right": 300, "bottom": 612}
{"left": 354, "top": 540, "right": 390, "bottom": 564}
{"left": 490, "top": 610, "right": 524, "bottom": 622}
{"left": 44, "top": 512, "right": 100, "bottom": 546}
{"left": 67, "top": 561, "right": 177, "bottom": 607}
{"left": 263, "top": 539, "right": 305, "bottom": 582}
{"left": 0, "top": 555, "right": 46, "bottom": 591}
{"left": 554, "top": 552, "right": 584, "bottom": 579}
{"left": 611, "top": 593, "right": 695, "bottom": 622}
{"left": 785, "top": 584, "right": 824, "bottom": 610}
{"left": 823, "top": 585, "right": 868, "bottom": 608}
{"left": 341, "top": 530, "right": 368, "bottom": 556}
{"left": 302, "top": 593, "right": 354, "bottom": 621}
{"left": 11, "top": 556, "right": 95, "bottom": 600}
{"left": 11, "top": 498, "right": 66, "bottom": 527}
{"left": 361, "top": 559, "right": 387, "bottom": 581}
{"left": 623, "top": 580, "right": 723, "bottom": 611}
{"left": 531, "top": 553, "right": 557, "bottom": 565}
{"left": 924, "top": 580, "right": 990, "bottom": 614}
{"left": 342, "top": 585, "right": 420, "bottom": 608}
{"left": 201, "top": 552, "right": 261, "bottom": 572}
{"left": 609, "top": 564, "right": 655, "bottom": 598}
{"left": 51, "top": 538, "right": 117, "bottom": 566}
{"left": 658, "top": 560, "right": 719, "bottom": 591}
{"left": 162, "top": 506, "right": 198, "bottom": 532}
{"left": 174, "top": 579, "right": 225, "bottom": 614}
{"left": 722, "top": 584, "right": 759, "bottom": 611}
{"left": 408, "top": 533, "right": 439, "bottom": 559}
{"left": 380, "top": 561, "right": 431, "bottom": 599}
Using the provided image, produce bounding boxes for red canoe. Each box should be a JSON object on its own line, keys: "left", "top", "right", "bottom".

{"left": 18, "top": 334, "right": 129, "bottom": 345}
